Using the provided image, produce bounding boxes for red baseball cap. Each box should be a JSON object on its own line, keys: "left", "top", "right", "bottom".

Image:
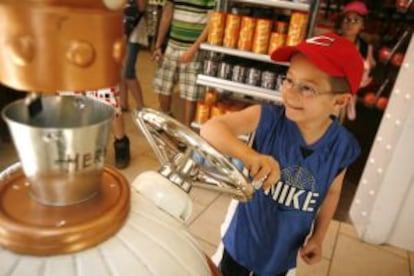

{"left": 270, "top": 32, "right": 364, "bottom": 94}
{"left": 343, "top": 1, "right": 369, "bottom": 16}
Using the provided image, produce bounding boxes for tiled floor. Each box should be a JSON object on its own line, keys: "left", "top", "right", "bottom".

{"left": 1, "top": 50, "right": 413, "bottom": 275}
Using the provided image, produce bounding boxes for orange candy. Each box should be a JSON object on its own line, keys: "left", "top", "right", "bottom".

{"left": 363, "top": 92, "right": 377, "bottom": 106}
{"left": 376, "top": 97, "right": 389, "bottom": 110}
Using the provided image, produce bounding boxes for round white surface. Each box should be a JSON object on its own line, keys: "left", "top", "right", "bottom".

{"left": 0, "top": 191, "right": 211, "bottom": 276}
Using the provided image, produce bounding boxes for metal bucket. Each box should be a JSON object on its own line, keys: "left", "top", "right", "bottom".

{"left": 2, "top": 95, "right": 114, "bottom": 206}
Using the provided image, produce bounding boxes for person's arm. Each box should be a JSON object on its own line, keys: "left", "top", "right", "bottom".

{"left": 135, "top": 0, "right": 146, "bottom": 12}
{"left": 179, "top": 13, "right": 210, "bottom": 63}
{"left": 152, "top": 0, "right": 174, "bottom": 60}
{"left": 300, "top": 169, "right": 346, "bottom": 265}
{"left": 367, "top": 44, "right": 376, "bottom": 69}
{"left": 200, "top": 105, "right": 280, "bottom": 189}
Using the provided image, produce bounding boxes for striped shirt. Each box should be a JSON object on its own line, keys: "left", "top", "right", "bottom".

{"left": 169, "top": 0, "right": 216, "bottom": 47}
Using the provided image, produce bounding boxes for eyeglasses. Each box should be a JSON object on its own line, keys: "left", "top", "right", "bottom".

{"left": 280, "top": 76, "right": 333, "bottom": 98}
{"left": 343, "top": 17, "right": 362, "bottom": 24}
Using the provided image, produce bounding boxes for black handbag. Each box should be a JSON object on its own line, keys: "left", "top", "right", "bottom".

{"left": 123, "top": 0, "right": 144, "bottom": 38}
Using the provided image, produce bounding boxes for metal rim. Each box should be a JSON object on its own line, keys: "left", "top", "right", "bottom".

{"left": 133, "top": 108, "right": 253, "bottom": 201}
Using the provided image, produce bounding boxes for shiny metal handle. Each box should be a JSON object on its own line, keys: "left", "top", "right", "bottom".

{"left": 132, "top": 108, "right": 254, "bottom": 201}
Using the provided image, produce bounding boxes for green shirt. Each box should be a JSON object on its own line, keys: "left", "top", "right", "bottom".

{"left": 169, "top": 0, "right": 216, "bottom": 47}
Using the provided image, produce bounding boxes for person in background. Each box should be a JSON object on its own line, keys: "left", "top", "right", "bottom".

{"left": 152, "top": 0, "right": 215, "bottom": 126}
{"left": 120, "top": 0, "right": 146, "bottom": 112}
{"left": 59, "top": 86, "right": 131, "bottom": 169}
{"left": 337, "top": 1, "right": 376, "bottom": 120}
{"left": 201, "top": 33, "right": 363, "bottom": 275}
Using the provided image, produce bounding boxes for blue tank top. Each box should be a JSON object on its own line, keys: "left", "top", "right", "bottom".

{"left": 223, "top": 104, "right": 360, "bottom": 275}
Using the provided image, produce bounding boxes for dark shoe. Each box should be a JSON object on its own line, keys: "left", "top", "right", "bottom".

{"left": 114, "top": 136, "right": 130, "bottom": 169}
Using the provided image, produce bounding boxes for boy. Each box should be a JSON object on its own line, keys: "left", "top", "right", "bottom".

{"left": 200, "top": 33, "right": 363, "bottom": 275}
{"left": 152, "top": 0, "right": 215, "bottom": 126}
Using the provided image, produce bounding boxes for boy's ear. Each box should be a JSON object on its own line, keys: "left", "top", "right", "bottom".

{"left": 334, "top": 93, "right": 352, "bottom": 109}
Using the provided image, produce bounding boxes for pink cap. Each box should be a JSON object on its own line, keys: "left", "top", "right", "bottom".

{"left": 270, "top": 33, "right": 364, "bottom": 94}
{"left": 343, "top": 1, "right": 369, "bottom": 16}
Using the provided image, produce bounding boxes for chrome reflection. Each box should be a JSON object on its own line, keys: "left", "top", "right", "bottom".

{"left": 133, "top": 108, "right": 253, "bottom": 201}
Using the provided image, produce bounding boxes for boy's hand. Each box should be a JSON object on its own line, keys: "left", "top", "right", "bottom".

{"left": 299, "top": 238, "right": 322, "bottom": 265}
{"left": 243, "top": 153, "right": 280, "bottom": 191}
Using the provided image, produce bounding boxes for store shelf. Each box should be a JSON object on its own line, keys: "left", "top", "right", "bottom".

{"left": 197, "top": 75, "right": 283, "bottom": 103}
{"left": 233, "top": 0, "right": 310, "bottom": 11}
{"left": 200, "top": 43, "right": 289, "bottom": 66}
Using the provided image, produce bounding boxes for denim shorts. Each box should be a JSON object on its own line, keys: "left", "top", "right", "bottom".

{"left": 124, "top": 42, "right": 140, "bottom": 79}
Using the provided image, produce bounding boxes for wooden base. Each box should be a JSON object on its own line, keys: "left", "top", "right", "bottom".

{"left": 0, "top": 166, "right": 130, "bottom": 256}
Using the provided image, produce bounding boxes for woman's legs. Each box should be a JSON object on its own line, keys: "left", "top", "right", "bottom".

{"left": 122, "top": 42, "right": 145, "bottom": 111}
{"left": 111, "top": 98, "right": 130, "bottom": 169}
{"left": 126, "top": 78, "right": 144, "bottom": 110}
{"left": 119, "top": 79, "right": 129, "bottom": 110}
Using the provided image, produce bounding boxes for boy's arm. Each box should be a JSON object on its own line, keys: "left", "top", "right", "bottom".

{"left": 152, "top": 1, "right": 174, "bottom": 59}
{"left": 201, "top": 105, "right": 261, "bottom": 158}
{"left": 200, "top": 105, "right": 280, "bottom": 189}
{"left": 367, "top": 44, "right": 376, "bottom": 69}
{"left": 300, "top": 169, "right": 346, "bottom": 265}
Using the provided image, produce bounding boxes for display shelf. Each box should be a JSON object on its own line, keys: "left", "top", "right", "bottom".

{"left": 200, "top": 43, "right": 289, "bottom": 66}
{"left": 233, "top": 0, "right": 310, "bottom": 11}
{"left": 197, "top": 75, "right": 283, "bottom": 103}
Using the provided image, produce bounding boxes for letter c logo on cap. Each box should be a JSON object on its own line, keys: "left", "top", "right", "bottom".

{"left": 306, "top": 35, "right": 335, "bottom": 47}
